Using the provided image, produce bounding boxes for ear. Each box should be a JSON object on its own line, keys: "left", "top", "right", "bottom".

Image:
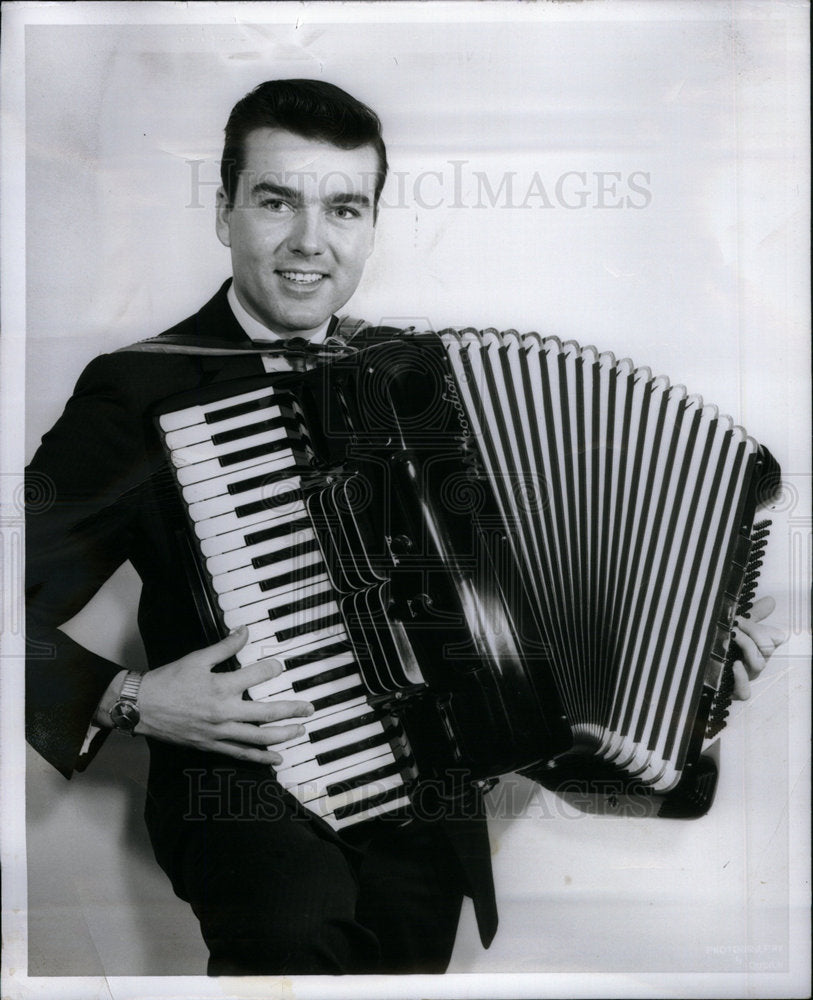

{"left": 215, "top": 187, "right": 232, "bottom": 248}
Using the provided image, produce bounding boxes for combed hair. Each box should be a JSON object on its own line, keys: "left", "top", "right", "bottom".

{"left": 221, "top": 79, "right": 388, "bottom": 208}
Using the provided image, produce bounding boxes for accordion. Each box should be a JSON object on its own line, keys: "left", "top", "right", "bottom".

{"left": 155, "top": 329, "right": 777, "bottom": 829}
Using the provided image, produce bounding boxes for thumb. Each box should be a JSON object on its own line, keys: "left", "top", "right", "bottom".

{"left": 746, "top": 595, "right": 776, "bottom": 624}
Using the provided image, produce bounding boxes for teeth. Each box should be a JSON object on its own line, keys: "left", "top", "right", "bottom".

{"left": 280, "top": 272, "right": 324, "bottom": 284}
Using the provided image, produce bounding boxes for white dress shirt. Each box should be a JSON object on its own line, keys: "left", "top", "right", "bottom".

{"left": 227, "top": 283, "right": 331, "bottom": 373}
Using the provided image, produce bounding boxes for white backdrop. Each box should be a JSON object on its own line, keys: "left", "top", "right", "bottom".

{"left": 2, "top": 3, "right": 810, "bottom": 999}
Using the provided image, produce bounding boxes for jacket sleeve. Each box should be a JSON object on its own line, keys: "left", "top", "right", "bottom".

{"left": 25, "top": 353, "right": 152, "bottom": 778}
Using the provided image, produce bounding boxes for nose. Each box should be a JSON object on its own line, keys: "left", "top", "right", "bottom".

{"left": 286, "top": 208, "right": 325, "bottom": 257}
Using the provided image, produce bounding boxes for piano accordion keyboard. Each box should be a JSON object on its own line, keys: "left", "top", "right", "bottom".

{"left": 158, "top": 383, "right": 414, "bottom": 830}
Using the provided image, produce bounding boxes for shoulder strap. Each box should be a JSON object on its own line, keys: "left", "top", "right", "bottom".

{"left": 115, "top": 315, "right": 405, "bottom": 358}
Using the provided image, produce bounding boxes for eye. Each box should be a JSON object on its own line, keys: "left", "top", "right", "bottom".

{"left": 332, "top": 205, "right": 361, "bottom": 220}
{"left": 260, "top": 198, "right": 292, "bottom": 214}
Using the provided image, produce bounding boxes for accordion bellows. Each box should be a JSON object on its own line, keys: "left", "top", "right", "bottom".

{"left": 440, "top": 330, "right": 774, "bottom": 796}
{"left": 155, "top": 328, "right": 777, "bottom": 827}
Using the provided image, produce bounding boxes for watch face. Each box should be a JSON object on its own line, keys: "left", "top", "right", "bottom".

{"left": 110, "top": 701, "right": 140, "bottom": 733}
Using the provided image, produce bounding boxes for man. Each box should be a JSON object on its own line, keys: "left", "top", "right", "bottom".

{"left": 25, "top": 78, "right": 783, "bottom": 976}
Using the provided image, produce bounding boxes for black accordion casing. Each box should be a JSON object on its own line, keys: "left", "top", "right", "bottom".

{"left": 154, "top": 330, "right": 779, "bottom": 827}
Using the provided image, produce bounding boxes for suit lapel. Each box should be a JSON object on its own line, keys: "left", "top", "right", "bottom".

{"left": 193, "top": 281, "right": 266, "bottom": 381}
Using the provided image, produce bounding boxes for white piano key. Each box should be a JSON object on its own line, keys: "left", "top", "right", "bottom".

{"left": 241, "top": 638, "right": 353, "bottom": 695}
{"left": 177, "top": 445, "right": 302, "bottom": 486}
{"left": 235, "top": 622, "right": 346, "bottom": 665}
{"left": 218, "top": 574, "right": 331, "bottom": 627}
{"left": 241, "top": 614, "right": 306, "bottom": 646}
{"left": 284, "top": 751, "right": 396, "bottom": 804}
{"left": 216, "top": 570, "right": 329, "bottom": 615}
{"left": 277, "top": 692, "right": 370, "bottom": 732}
{"left": 181, "top": 455, "right": 304, "bottom": 507}
{"left": 158, "top": 386, "right": 287, "bottom": 433}
{"left": 164, "top": 404, "right": 284, "bottom": 450}
{"left": 209, "top": 536, "right": 319, "bottom": 592}
{"left": 263, "top": 699, "right": 371, "bottom": 741}
{"left": 223, "top": 601, "right": 341, "bottom": 632}
{"left": 265, "top": 599, "right": 340, "bottom": 638}
{"left": 323, "top": 772, "right": 405, "bottom": 816}
{"left": 213, "top": 553, "right": 324, "bottom": 601}
{"left": 189, "top": 477, "right": 302, "bottom": 522}
{"left": 335, "top": 794, "right": 411, "bottom": 829}
{"left": 179, "top": 450, "right": 298, "bottom": 492}
{"left": 169, "top": 424, "right": 291, "bottom": 470}
{"left": 248, "top": 653, "right": 356, "bottom": 702}
{"left": 276, "top": 745, "right": 392, "bottom": 789}
{"left": 205, "top": 523, "right": 313, "bottom": 575}
{"left": 251, "top": 667, "right": 360, "bottom": 708}
{"left": 283, "top": 671, "right": 362, "bottom": 706}
{"left": 286, "top": 706, "right": 383, "bottom": 753}
{"left": 199, "top": 502, "right": 309, "bottom": 557}
{"left": 278, "top": 719, "right": 385, "bottom": 769}
{"left": 192, "top": 480, "right": 304, "bottom": 538}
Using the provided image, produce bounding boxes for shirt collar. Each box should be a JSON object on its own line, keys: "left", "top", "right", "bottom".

{"left": 227, "top": 282, "right": 330, "bottom": 345}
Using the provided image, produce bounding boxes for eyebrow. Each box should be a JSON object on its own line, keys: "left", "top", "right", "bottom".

{"left": 325, "top": 192, "right": 372, "bottom": 208}
{"left": 251, "top": 182, "right": 303, "bottom": 203}
{"left": 250, "top": 181, "right": 371, "bottom": 209}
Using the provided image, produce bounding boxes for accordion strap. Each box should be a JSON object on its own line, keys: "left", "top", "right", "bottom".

{"left": 114, "top": 315, "right": 374, "bottom": 361}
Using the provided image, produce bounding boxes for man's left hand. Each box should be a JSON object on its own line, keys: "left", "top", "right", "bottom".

{"left": 731, "top": 595, "right": 789, "bottom": 700}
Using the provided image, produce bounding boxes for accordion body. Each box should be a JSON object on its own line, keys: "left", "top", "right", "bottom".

{"left": 155, "top": 330, "right": 777, "bottom": 829}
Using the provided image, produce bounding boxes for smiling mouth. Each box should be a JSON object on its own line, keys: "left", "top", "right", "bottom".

{"left": 277, "top": 271, "right": 326, "bottom": 286}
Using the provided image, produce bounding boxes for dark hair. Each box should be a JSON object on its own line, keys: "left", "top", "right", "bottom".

{"left": 220, "top": 78, "right": 388, "bottom": 209}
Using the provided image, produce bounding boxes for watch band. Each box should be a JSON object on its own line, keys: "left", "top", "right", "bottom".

{"left": 110, "top": 670, "right": 143, "bottom": 735}
{"left": 119, "top": 670, "right": 143, "bottom": 704}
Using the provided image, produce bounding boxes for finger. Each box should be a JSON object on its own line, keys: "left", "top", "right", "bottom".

{"left": 732, "top": 625, "right": 766, "bottom": 677}
{"left": 732, "top": 661, "right": 750, "bottom": 701}
{"left": 189, "top": 625, "right": 249, "bottom": 667}
{"left": 204, "top": 739, "right": 283, "bottom": 766}
{"left": 225, "top": 657, "right": 285, "bottom": 690}
{"left": 214, "top": 720, "right": 307, "bottom": 748}
{"left": 745, "top": 595, "right": 776, "bottom": 624}
{"left": 258, "top": 721, "right": 309, "bottom": 747}
{"left": 237, "top": 698, "right": 315, "bottom": 724}
{"left": 737, "top": 620, "right": 784, "bottom": 659}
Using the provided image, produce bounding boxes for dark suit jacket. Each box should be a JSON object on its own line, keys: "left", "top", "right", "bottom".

{"left": 25, "top": 280, "right": 498, "bottom": 947}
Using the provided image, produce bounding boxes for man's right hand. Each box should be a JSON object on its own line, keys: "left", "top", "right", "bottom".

{"left": 133, "top": 626, "right": 313, "bottom": 765}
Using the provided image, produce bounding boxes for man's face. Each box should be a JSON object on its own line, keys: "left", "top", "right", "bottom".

{"left": 216, "top": 128, "right": 378, "bottom": 338}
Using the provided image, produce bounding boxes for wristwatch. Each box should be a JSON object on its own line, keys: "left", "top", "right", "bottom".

{"left": 110, "top": 671, "right": 144, "bottom": 735}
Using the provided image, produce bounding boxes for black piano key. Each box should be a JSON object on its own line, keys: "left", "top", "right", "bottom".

{"left": 274, "top": 612, "right": 344, "bottom": 644}
{"left": 326, "top": 759, "right": 407, "bottom": 798}
{"left": 258, "top": 562, "right": 325, "bottom": 592}
{"left": 285, "top": 640, "right": 351, "bottom": 671}
{"left": 271, "top": 590, "right": 341, "bottom": 622}
{"left": 333, "top": 783, "right": 407, "bottom": 822}
{"left": 236, "top": 489, "right": 304, "bottom": 518}
{"left": 204, "top": 392, "right": 290, "bottom": 425}
{"left": 315, "top": 727, "right": 393, "bottom": 766}
{"left": 291, "top": 661, "right": 358, "bottom": 693}
{"left": 219, "top": 438, "right": 292, "bottom": 468}
{"left": 227, "top": 466, "right": 309, "bottom": 496}
{"left": 310, "top": 683, "right": 367, "bottom": 714}
{"left": 252, "top": 538, "right": 320, "bottom": 569}
{"left": 309, "top": 710, "right": 377, "bottom": 743}
{"left": 212, "top": 415, "right": 295, "bottom": 446}
{"left": 245, "top": 516, "right": 310, "bottom": 547}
